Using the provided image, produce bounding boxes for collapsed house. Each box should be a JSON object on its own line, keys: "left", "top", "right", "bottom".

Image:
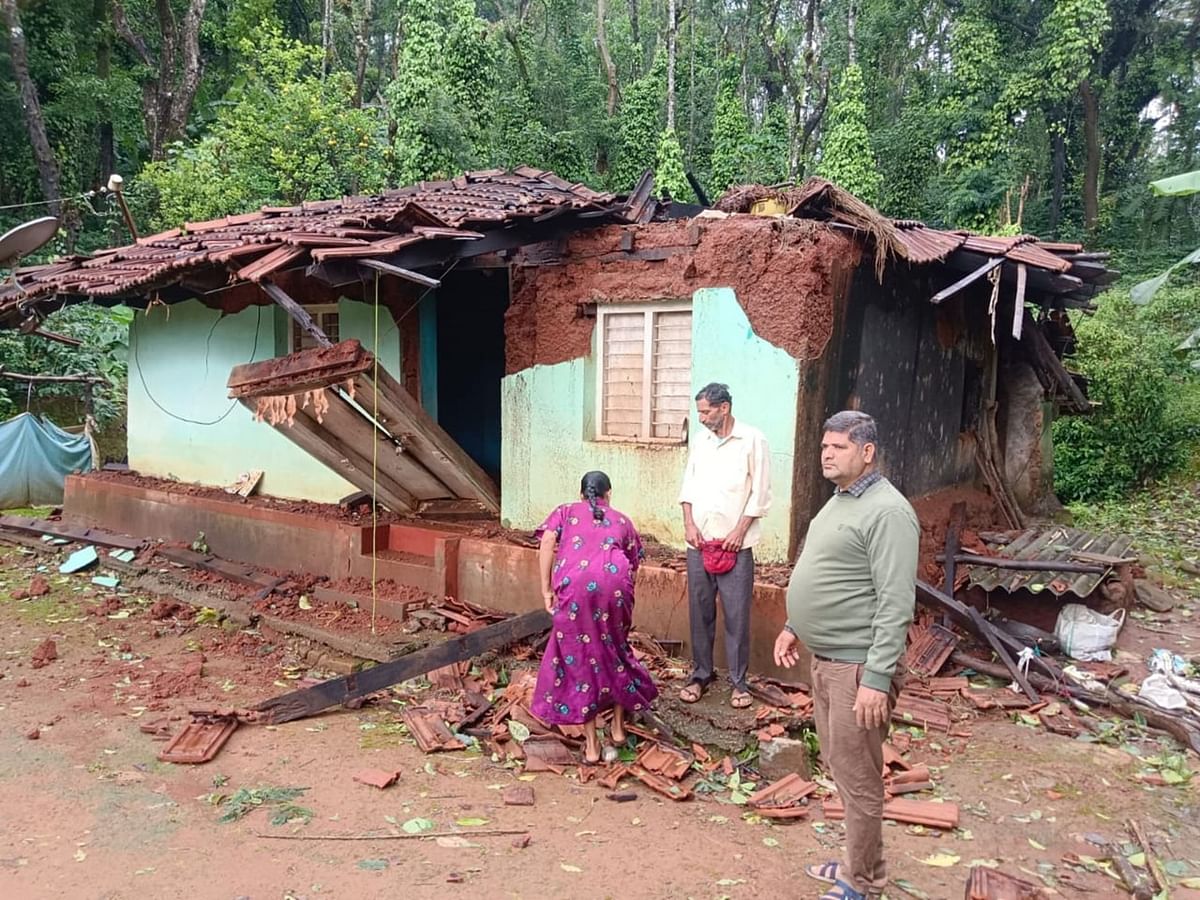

{"left": 0, "top": 168, "right": 1117, "bottom": 668}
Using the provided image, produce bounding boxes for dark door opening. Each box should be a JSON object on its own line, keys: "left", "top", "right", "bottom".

{"left": 434, "top": 269, "right": 508, "bottom": 483}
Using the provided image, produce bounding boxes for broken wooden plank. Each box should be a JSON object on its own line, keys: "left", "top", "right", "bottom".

{"left": 364, "top": 366, "right": 500, "bottom": 512}
{"left": 253, "top": 610, "right": 552, "bottom": 724}
{"left": 358, "top": 259, "right": 441, "bottom": 288}
{"left": 930, "top": 256, "right": 1003, "bottom": 304}
{"left": 235, "top": 396, "right": 419, "bottom": 514}
{"left": 966, "top": 605, "right": 1039, "bottom": 703}
{"left": 938, "top": 552, "right": 1108, "bottom": 575}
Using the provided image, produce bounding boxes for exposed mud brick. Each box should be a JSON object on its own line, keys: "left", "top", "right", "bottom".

{"left": 506, "top": 217, "right": 859, "bottom": 373}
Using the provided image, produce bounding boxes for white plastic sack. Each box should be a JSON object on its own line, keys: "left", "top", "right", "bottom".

{"left": 1138, "top": 673, "right": 1188, "bottom": 711}
{"left": 1054, "top": 603, "right": 1126, "bottom": 662}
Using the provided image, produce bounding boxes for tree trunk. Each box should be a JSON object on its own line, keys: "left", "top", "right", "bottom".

{"left": 95, "top": 0, "right": 115, "bottom": 186}
{"left": 627, "top": 0, "right": 641, "bottom": 75}
{"left": 847, "top": 0, "right": 856, "bottom": 65}
{"left": 1050, "top": 129, "right": 1065, "bottom": 237}
{"left": 114, "top": 0, "right": 207, "bottom": 160}
{"left": 1, "top": 0, "right": 64, "bottom": 218}
{"left": 666, "top": 0, "right": 676, "bottom": 131}
{"left": 353, "top": 0, "right": 373, "bottom": 106}
{"left": 322, "top": 0, "right": 333, "bottom": 78}
{"left": 1080, "top": 79, "right": 1100, "bottom": 234}
{"left": 596, "top": 0, "right": 619, "bottom": 117}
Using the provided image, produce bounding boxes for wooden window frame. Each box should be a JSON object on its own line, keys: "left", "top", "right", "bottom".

{"left": 595, "top": 301, "right": 692, "bottom": 444}
{"left": 292, "top": 303, "right": 340, "bottom": 352}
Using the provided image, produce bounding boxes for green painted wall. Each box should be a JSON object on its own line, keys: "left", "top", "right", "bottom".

{"left": 128, "top": 298, "right": 402, "bottom": 502}
{"left": 501, "top": 287, "right": 799, "bottom": 562}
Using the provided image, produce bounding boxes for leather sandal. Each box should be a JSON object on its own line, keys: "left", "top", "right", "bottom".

{"left": 679, "top": 677, "right": 712, "bottom": 703}
{"left": 730, "top": 689, "right": 753, "bottom": 709}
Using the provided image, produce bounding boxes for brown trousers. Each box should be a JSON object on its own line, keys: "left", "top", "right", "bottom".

{"left": 811, "top": 658, "right": 904, "bottom": 897}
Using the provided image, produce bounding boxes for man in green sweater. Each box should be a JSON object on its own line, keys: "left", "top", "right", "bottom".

{"left": 773, "top": 410, "right": 919, "bottom": 900}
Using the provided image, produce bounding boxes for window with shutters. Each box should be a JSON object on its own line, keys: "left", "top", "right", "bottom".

{"left": 595, "top": 302, "right": 692, "bottom": 442}
{"left": 292, "top": 304, "right": 340, "bottom": 352}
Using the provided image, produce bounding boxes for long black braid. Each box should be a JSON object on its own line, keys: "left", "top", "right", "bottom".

{"left": 579, "top": 470, "right": 612, "bottom": 522}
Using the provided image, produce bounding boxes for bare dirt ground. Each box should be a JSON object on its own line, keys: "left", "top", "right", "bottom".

{"left": 2, "top": 542, "right": 1200, "bottom": 900}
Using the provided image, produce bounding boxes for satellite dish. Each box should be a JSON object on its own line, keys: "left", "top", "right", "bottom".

{"left": 0, "top": 216, "right": 59, "bottom": 267}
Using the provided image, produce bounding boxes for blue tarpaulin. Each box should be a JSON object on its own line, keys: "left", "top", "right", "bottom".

{"left": 0, "top": 412, "right": 93, "bottom": 507}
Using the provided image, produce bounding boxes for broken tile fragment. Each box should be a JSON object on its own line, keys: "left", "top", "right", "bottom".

{"left": 352, "top": 768, "right": 401, "bottom": 789}
{"left": 501, "top": 784, "right": 535, "bottom": 806}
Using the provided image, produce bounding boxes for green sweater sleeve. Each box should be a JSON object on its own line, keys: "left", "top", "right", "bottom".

{"left": 861, "top": 505, "right": 920, "bottom": 693}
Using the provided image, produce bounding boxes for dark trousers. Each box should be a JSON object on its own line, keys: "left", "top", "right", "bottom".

{"left": 685, "top": 547, "right": 754, "bottom": 691}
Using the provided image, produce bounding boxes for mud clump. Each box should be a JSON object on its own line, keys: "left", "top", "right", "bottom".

{"left": 90, "top": 596, "right": 124, "bottom": 617}
{"left": 11, "top": 575, "right": 51, "bottom": 600}
{"left": 31, "top": 639, "right": 58, "bottom": 669}
{"left": 149, "top": 599, "right": 195, "bottom": 621}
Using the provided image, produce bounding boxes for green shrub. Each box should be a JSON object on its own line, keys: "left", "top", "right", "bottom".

{"left": 1052, "top": 289, "right": 1200, "bottom": 502}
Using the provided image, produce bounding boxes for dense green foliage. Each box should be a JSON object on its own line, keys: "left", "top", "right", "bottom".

{"left": 1, "top": 0, "right": 1199, "bottom": 496}
{"left": 1053, "top": 286, "right": 1200, "bottom": 502}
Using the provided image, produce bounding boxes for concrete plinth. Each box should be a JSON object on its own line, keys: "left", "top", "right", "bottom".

{"left": 64, "top": 475, "right": 803, "bottom": 678}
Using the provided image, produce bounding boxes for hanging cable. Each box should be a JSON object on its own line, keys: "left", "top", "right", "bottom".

{"left": 371, "top": 271, "right": 380, "bottom": 636}
{"left": 132, "top": 305, "right": 262, "bottom": 426}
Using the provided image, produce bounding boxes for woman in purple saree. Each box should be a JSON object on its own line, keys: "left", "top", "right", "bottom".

{"left": 531, "top": 471, "right": 659, "bottom": 763}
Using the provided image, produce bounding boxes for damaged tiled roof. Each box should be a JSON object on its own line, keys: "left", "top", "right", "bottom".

{"left": 0, "top": 167, "right": 637, "bottom": 327}
{"left": 719, "top": 178, "right": 1118, "bottom": 307}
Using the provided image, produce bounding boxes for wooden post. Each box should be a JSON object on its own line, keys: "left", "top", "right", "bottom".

{"left": 260, "top": 279, "right": 331, "bottom": 348}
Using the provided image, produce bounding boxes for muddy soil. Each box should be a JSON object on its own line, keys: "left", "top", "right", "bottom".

{"left": 2, "top": 543, "right": 1200, "bottom": 900}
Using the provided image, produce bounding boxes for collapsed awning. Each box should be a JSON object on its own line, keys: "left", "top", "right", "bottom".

{"left": 227, "top": 340, "right": 498, "bottom": 515}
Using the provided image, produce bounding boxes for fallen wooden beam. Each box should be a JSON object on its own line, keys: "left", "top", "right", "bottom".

{"left": 253, "top": 609, "right": 552, "bottom": 724}
{"left": 966, "top": 606, "right": 1040, "bottom": 703}
{"left": 0, "top": 516, "right": 144, "bottom": 551}
{"left": 937, "top": 552, "right": 1107, "bottom": 575}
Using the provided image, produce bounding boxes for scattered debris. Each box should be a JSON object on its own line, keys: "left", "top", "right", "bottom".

{"left": 352, "top": 769, "right": 401, "bottom": 789}
{"left": 10, "top": 574, "right": 49, "bottom": 599}
{"left": 159, "top": 712, "right": 239, "bottom": 764}
{"left": 501, "top": 784, "right": 535, "bottom": 806}
{"left": 59, "top": 545, "right": 98, "bottom": 574}
{"left": 823, "top": 796, "right": 960, "bottom": 829}
{"left": 965, "top": 865, "right": 1051, "bottom": 899}
{"left": 30, "top": 638, "right": 57, "bottom": 669}
{"left": 211, "top": 786, "right": 311, "bottom": 825}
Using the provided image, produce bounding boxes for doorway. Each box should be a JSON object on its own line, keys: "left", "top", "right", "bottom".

{"left": 434, "top": 269, "right": 508, "bottom": 483}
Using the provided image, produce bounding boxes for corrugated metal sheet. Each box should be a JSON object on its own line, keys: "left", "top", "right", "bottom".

{"left": 893, "top": 224, "right": 966, "bottom": 263}
{"left": 964, "top": 526, "right": 1134, "bottom": 598}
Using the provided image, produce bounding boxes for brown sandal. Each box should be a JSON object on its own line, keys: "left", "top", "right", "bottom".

{"left": 730, "top": 690, "right": 753, "bottom": 709}
{"left": 679, "top": 678, "right": 711, "bottom": 703}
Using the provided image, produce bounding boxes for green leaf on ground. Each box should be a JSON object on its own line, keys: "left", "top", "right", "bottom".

{"left": 401, "top": 817, "right": 434, "bottom": 834}
{"left": 456, "top": 817, "right": 489, "bottom": 827}
{"left": 357, "top": 859, "right": 388, "bottom": 870}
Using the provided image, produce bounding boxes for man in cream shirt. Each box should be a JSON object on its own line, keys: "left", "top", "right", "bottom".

{"left": 678, "top": 382, "right": 771, "bottom": 709}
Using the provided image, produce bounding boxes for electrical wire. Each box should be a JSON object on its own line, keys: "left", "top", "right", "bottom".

{"left": 132, "top": 305, "right": 262, "bottom": 426}
{"left": 371, "top": 272, "right": 380, "bottom": 636}
{"left": 0, "top": 190, "right": 102, "bottom": 213}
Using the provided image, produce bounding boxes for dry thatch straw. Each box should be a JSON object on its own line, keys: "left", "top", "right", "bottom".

{"left": 710, "top": 178, "right": 905, "bottom": 281}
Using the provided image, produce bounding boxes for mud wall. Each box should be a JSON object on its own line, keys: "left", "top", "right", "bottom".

{"left": 505, "top": 216, "right": 859, "bottom": 374}
{"left": 126, "top": 296, "right": 403, "bottom": 502}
